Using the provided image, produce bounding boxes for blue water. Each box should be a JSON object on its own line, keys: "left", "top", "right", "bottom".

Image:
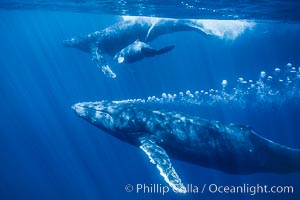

{"left": 1, "top": 0, "right": 300, "bottom": 21}
{"left": 0, "top": 2, "right": 300, "bottom": 200}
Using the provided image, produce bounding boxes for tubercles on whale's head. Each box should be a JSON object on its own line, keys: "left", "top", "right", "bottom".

{"left": 62, "top": 37, "right": 77, "bottom": 47}
{"left": 62, "top": 35, "right": 95, "bottom": 52}
{"left": 72, "top": 101, "right": 115, "bottom": 132}
{"left": 72, "top": 101, "right": 145, "bottom": 141}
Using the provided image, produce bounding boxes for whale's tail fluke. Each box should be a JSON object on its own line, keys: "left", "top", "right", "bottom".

{"left": 156, "top": 45, "right": 175, "bottom": 55}
{"left": 268, "top": 144, "right": 300, "bottom": 174}
{"left": 248, "top": 131, "right": 300, "bottom": 174}
{"left": 141, "top": 45, "right": 175, "bottom": 57}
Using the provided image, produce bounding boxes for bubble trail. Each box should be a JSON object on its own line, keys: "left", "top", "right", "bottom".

{"left": 123, "top": 63, "right": 300, "bottom": 109}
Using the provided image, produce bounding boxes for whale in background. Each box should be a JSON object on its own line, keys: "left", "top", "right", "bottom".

{"left": 72, "top": 100, "right": 300, "bottom": 193}
{"left": 62, "top": 17, "right": 209, "bottom": 78}
{"left": 63, "top": 16, "right": 254, "bottom": 78}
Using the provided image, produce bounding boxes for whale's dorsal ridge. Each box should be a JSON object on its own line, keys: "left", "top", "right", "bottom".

{"left": 139, "top": 136, "right": 187, "bottom": 193}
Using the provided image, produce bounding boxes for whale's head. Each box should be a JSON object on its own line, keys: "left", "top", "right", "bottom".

{"left": 62, "top": 37, "right": 91, "bottom": 52}
{"left": 113, "top": 40, "right": 145, "bottom": 64}
{"left": 113, "top": 51, "right": 125, "bottom": 64}
{"left": 72, "top": 100, "right": 146, "bottom": 143}
{"left": 62, "top": 31, "right": 101, "bottom": 52}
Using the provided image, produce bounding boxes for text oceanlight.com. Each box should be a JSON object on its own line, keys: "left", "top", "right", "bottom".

{"left": 124, "top": 183, "right": 294, "bottom": 195}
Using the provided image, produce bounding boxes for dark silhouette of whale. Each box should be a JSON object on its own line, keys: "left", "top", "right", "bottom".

{"left": 72, "top": 100, "right": 300, "bottom": 193}
{"left": 113, "top": 39, "right": 175, "bottom": 64}
{"left": 62, "top": 16, "right": 211, "bottom": 78}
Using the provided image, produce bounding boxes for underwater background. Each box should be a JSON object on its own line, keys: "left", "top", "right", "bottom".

{"left": 0, "top": 1, "right": 300, "bottom": 200}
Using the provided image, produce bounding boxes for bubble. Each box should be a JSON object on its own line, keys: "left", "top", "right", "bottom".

{"left": 290, "top": 67, "right": 297, "bottom": 76}
{"left": 185, "top": 90, "right": 193, "bottom": 98}
{"left": 286, "top": 76, "right": 292, "bottom": 84}
{"left": 260, "top": 71, "right": 266, "bottom": 78}
{"left": 274, "top": 68, "right": 281, "bottom": 74}
{"left": 221, "top": 80, "right": 228, "bottom": 88}
{"left": 286, "top": 63, "right": 292, "bottom": 68}
{"left": 132, "top": 64, "right": 298, "bottom": 109}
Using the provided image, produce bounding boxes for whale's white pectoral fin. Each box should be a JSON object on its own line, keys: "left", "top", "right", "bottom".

{"left": 145, "top": 19, "right": 160, "bottom": 41}
{"left": 139, "top": 136, "right": 187, "bottom": 194}
{"left": 91, "top": 45, "right": 117, "bottom": 78}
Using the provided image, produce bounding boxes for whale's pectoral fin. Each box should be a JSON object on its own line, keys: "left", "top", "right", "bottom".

{"left": 91, "top": 45, "right": 117, "bottom": 78}
{"left": 139, "top": 136, "right": 187, "bottom": 193}
{"left": 141, "top": 45, "right": 175, "bottom": 57}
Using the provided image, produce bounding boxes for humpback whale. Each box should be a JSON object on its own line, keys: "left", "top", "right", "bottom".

{"left": 62, "top": 16, "right": 213, "bottom": 78}
{"left": 72, "top": 100, "right": 300, "bottom": 193}
{"left": 113, "top": 39, "right": 175, "bottom": 64}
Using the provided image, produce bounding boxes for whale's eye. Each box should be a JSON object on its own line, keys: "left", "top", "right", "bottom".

{"left": 118, "top": 56, "right": 124, "bottom": 63}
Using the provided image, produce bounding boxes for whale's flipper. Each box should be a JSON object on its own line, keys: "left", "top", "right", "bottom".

{"left": 91, "top": 45, "right": 117, "bottom": 78}
{"left": 141, "top": 45, "right": 175, "bottom": 57}
{"left": 139, "top": 136, "right": 187, "bottom": 193}
{"left": 145, "top": 18, "right": 160, "bottom": 41}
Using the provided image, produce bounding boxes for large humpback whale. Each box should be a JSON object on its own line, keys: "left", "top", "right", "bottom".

{"left": 72, "top": 100, "right": 300, "bottom": 193}
{"left": 63, "top": 16, "right": 211, "bottom": 78}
